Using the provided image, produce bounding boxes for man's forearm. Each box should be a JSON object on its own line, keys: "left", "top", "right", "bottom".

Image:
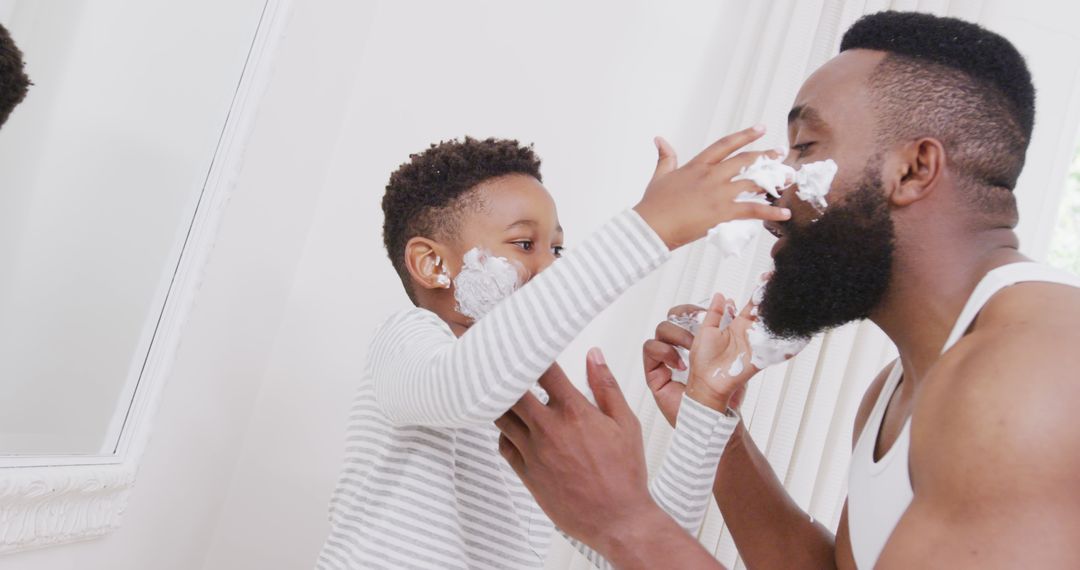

{"left": 714, "top": 423, "right": 837, "bottom": 569}
{"left": 598, "top": 505, "right": 726, "bottom": 570}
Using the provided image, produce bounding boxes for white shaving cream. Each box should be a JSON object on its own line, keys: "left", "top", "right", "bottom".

{"left": 731, "top": 155, "right": 795, "bottom": 198}
{"left": 453, "top": 247, "right": 523, "bottom": 321}
{"left": 727, "top": 353, "right": 745, "bottom": 377}
{"left": 793, "top": 159, "right": 837, "bottom": 211}
{"left": 706, "top": 191, "right": 769, "bottom": 258}
{"left": 746, "top": 280, "right": 810, "bottom": 368}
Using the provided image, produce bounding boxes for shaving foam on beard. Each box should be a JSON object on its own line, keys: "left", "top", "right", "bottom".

{"left": 745, "top": 280, "right": 810, "bottom": 369}
{"left": 667, "top": 279, "right": 809, "bottom": 382}
{"left": 451, "top": 247, "right": 550, "bottom": 403}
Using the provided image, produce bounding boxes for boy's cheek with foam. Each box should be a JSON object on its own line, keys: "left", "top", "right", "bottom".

{"left": 452, "top": 247, "right": 525, "bottom": 321}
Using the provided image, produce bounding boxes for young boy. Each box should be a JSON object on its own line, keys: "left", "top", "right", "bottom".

{"left": 318, "top": 131, "right": 789, "bottom": 569}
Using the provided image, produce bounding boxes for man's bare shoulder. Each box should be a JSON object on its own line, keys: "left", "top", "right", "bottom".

{"left": 910, "top": 279, "right": 1080, "bottom": 499}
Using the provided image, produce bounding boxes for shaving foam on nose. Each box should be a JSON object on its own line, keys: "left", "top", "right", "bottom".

{"left": 793, "top": 159, "right": 837, "bottom": 211}
{"left": 453, "top": 247, "right": 523, "bottom": 321}
{"left": 731, "top": 155, "right": 796, "bottom": 198}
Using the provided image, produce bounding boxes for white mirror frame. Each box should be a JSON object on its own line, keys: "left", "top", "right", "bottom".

{"left": 0, "top": 0, "right": 291, "bottom": 554}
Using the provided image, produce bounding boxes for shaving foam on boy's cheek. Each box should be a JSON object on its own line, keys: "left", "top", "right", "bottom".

{"left": 453, "top": 247, "right": 524, "bottom": 321}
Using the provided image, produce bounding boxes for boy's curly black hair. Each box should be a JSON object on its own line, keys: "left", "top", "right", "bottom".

{"left": 841, "top": 11, "right": 1034, "bottom": 208}
{"left": 382, "top": 137, "right": 542, "bottom": 301}
{"left": 0, "top": 22, "right": 30, "bottom": 128}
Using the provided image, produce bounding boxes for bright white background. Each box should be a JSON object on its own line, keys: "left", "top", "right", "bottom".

{"left": 2, "top": 1, "right": 1079, "bottom": 569}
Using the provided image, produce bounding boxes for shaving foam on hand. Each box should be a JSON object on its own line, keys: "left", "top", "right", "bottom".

{"left": 453, "top": 248, "right": 523, "bottom": 321}
{"left": 706, "top": 192, "right": 769, "bottom": 258}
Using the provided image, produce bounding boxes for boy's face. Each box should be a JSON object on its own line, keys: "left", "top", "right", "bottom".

{"left": 447, "top": 174, "right": 563, "bottom": 283}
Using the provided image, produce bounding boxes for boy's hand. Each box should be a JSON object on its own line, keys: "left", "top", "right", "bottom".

{"left": 684, "top": 293, "right": 759, "bottom": 413}
{"left": 642, "top": 303, "right": 704, "bottom": 427}
{"left": 634, "top": 126, "right": 791, "bottom": 250}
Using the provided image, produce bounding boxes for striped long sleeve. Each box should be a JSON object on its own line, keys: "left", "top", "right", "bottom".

{"left": 368, "top": 209, "right": 670, "bottom": 428}
{"left": 565, "top": 395, "right": 740, "bottom": 568}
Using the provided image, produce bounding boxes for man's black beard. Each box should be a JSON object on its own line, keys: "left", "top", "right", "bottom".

{"left": 758, "top": 168, "right": 895, "bottom": 339}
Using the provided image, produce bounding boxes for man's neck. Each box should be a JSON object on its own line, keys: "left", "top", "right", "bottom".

{"left": 870, "top": 227, "right": 1025, "bottom": 387}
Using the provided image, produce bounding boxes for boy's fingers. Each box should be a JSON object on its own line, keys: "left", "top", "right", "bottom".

{"left": 643, "top": 339, "right": 684, "bottom": 371}
{"left": 586, "top": 348, "right": 634, "bottom": 425}
{"left": 652, "top": 136, "right": 678, "bottom": 178}
{"left": 667, "top": 304, "right": 706, "bottom": 318}
{"left": 701, "top": 293, "right": 728, "bottom": 328}
{"left": 691, "top": 125, "right": 766, "bottom": 166}
{"left": 655, "top": 321, "right": 695, "bottom": 351}
{"left": 732, "top": 201, "right": 792, "bottom": 222}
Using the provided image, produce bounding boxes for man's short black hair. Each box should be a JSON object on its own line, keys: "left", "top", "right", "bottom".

{"left": 381, "top": 136, "right": 542, "bottom": 301}
{"left": 0, "top": 22, "right": 30, "bottom": 127}
{"left": 840, "top": 11, "right": 1034, "bottom": 205}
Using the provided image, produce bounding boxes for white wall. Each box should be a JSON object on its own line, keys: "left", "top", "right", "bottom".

{"left": 0, "top": 0, "right": 263, "bottom": 454}
{"left": 0, "top": 1, "right": 371, "bottom": 568}
{"left": 3, "top": 1, "right": 1079, "bottom": 569}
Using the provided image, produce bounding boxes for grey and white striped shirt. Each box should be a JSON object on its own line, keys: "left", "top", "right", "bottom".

{"left": 318, "top": 210, "right": 739, "bottom": 569}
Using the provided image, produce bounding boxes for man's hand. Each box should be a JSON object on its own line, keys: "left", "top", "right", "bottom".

{"left": 495, "top": 350, "right": 727, "bottom": 569}
{"left": 634, "top": 127, "right": 791, "bottom": 250}
{"left": 495, "top": 350, "right": 655, "bottom": 551}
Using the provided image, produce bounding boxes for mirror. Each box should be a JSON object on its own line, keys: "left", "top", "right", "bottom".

{"left": 0, "top": 0, "right": 267, "bottom": 458}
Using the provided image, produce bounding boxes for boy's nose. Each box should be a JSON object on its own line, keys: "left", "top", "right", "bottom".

{"left": 535, "top": 251, "right": 558, "bottom": 273}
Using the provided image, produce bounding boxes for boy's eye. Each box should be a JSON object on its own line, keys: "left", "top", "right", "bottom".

{"left": 552, "top": 245, "right": 565, "bottom": 258}
{"left": 512, "top": 240, "right": 534, "bottom": 252}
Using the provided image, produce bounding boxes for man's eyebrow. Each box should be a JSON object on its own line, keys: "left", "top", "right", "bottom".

{"left": 787, "top": 105, "right": 829, "bottom": 131}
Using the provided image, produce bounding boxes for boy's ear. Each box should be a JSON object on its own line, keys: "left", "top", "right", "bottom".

{"left": 886, "top": 137, "right": 944, "bottom": 207}
{"left": 404, "top": 237, "right": 452, "bottom": 291}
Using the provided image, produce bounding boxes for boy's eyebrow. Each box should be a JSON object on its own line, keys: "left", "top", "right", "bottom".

{"left": 505, "top": 219, "right": 564, "bottom": 234}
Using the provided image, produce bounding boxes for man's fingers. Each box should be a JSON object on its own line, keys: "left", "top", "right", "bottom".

{"left": 538, "top": 363, "right": 586, "bottom": 407}
{"left": 690, "top": 124, "right": 765, "bottom": 166}
{"left": 652, "top": 136, "right": 678, "bottom": 178}
{"left": 586, "top": 348, "right": 634, "bottom": 425}
{"left": 498, "top": 433, "right": 526, "bottom": 475}
{"left": 509, "top": 390, "right": 547, "bottom": 428}
{"left": 494, "top": 410, "right": 529, "bottom": 447}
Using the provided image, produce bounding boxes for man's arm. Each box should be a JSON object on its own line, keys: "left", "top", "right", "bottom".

{"left": 875, "top": 323, "right": 1080, "bottom": 567}
{"left": 495, "top": 352, "right": 728, "bottom": 569}
{"left": 709, "top": 367, "right": 891, "bottom": 570}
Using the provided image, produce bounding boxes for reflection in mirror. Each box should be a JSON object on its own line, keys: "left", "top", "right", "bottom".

{"left": 0, "top": 0, "right": 267, "bottom": 457}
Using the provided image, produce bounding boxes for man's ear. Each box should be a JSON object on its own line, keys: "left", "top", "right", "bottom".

{"left": 886, "top": 137, "right": 945, "bottom": 207}
{"left": 404, "top": 237, "right": 452, "bottom": 291}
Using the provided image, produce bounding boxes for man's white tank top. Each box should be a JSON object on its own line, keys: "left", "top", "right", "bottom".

{"left": 846, "top": 262, "right": 1080, "bottom": 569}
